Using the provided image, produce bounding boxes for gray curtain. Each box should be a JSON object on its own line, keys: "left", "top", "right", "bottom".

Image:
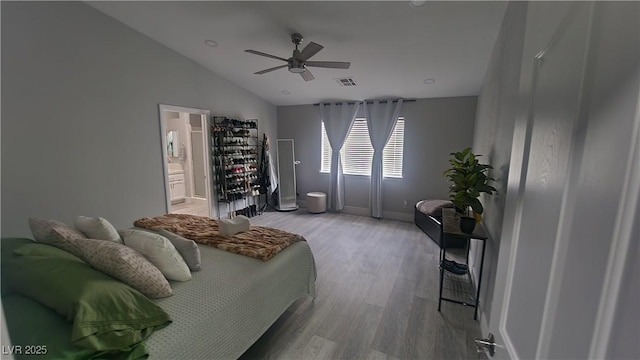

{"left": 319, "top": 102, "right": 362, "bottom": 211}
{"left": 365, "top": 99, "right": 403, "bottom": 218}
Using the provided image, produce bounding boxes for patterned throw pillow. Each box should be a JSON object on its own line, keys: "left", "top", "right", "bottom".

{"left": 76, "top": 240, "right": 172, "bottom": 298}
{"left": 29, "top": 218, "right": 86, "bottom": 244}
{"left": 50, "top": 231, "right": 172, "bottom": 299}
{"left": 75, "top": 216, "right": 123, "bottom": 243}
{"left": 48, "top": 226, "right": 85, "bottom": 256}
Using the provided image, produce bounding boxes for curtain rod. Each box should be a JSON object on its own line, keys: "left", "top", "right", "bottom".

{"left": 312, "top": 99, "right": 415, "bottom": 106}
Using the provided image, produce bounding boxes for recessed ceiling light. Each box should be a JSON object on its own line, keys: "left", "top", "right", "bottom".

{"left": 204, "top": 40, "right": 218, "bottom": 48}
{"left": 281, "top": 90, "right": 290, "bottom": 95}
{"left": 424, "top": 78, "right": 436, "bottom": 84}
{"left": 410, "top": 1, "right": 427, "bottom": 7}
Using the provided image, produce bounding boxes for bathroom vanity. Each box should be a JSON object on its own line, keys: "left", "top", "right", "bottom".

{"left": 168, "top": 163, "right": 186, "bottom": 204}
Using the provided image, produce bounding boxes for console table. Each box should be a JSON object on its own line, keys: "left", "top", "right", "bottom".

{"left": 438, "top": 208, "right": 488, "bottom": 320}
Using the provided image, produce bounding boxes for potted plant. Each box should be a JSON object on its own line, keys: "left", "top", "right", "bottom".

{"left": 443, "top": 148, "right": 497, "bottom": 233}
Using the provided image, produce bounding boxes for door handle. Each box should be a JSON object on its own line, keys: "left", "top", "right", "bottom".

{"left": 474, "top": 333, "right": 498, "bottom": 357}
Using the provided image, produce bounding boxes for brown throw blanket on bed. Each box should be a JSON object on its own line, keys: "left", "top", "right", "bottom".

{"left": 134, "top": 214, "right": 305, "bottom": 261}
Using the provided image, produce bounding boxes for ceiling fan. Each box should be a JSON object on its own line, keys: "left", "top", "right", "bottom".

{"left": 245, "top": 33, "right": 350, "bottom": 81}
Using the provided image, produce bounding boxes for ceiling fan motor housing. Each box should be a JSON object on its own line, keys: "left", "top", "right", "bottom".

{"left": 288, "top": 57, "right": 306, "bottom": 73}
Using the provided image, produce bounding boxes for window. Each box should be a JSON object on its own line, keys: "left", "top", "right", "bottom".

{"left": 321, "top": 117, "right": 405, "bottom": 178}
{"left": 382, "top": 119, "right": 405, "bottom": 178}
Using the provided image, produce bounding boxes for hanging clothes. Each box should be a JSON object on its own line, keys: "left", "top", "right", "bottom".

{"left": 258, "top": 133, "right": 271, "bottom": 194}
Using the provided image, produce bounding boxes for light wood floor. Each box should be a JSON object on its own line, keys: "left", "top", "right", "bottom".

{"left": 170, "top": 198, "right": 209, "bottom": 217}
{"left": 239, "top": 209, "right": 487, "bottom": 360}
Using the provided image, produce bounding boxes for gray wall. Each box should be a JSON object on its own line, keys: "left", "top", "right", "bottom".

{"left": 277, "top": 97, "right": 477, "bottom": 219}
{"left": 468, "top": 1, "right": 527, "bottom": 326}
{"left": 1, "top": 2, "right": 277, "bottom": 236}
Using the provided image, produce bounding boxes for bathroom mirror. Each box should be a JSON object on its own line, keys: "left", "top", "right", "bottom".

{"left": 166, "top": 131, "right": 179, "bottom": 157}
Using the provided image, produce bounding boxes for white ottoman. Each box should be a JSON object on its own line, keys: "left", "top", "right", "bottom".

{"left": 306, "top": 192, "right": 327, "bottom": 213}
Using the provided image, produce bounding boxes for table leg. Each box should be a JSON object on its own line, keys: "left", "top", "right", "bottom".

{"left": 438, "top": 266, "right": 444, "bottom": 312}
{"left": 438, "top": 228, "right": 446, "bottom": 312}
{"left": 474, "top": 239, "right": 487, "bottom": 320}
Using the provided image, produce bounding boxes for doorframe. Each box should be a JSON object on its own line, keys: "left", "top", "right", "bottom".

{"left": 488, "top": 41, "right": 541, "bottom": 360}
{"left": 158, "top": 104, "right": 213, "bottom": 217}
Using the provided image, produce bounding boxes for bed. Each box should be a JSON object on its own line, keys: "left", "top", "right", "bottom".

{"left": 1, "top": 217, "right": 317, "bottom": 360}
{"left": 146, "top": 241, "right": 316, "bottom": 359}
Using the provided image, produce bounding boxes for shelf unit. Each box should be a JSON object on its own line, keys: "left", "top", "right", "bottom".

{"left": 211, "top": 117, "right": 260, "bottom": 218}
{"left": 438, "top": 208, "right": 488, "bottom": 320}
{"left": 440, "top": 270, "right": 475, "bottom": 305}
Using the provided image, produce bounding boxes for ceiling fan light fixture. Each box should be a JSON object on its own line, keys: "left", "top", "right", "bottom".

{"left": 289, "top": 65, "right": 306, "bottom": 74}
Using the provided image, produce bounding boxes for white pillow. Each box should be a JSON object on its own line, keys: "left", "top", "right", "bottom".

{"left": 219, "top": 215, "right": 250, "bottom": 236}
{"left": 119, "top": 229, "right": 191, "bottom": 282}
{"left": 75, "top": 216, "right": 122, "bottom": 243}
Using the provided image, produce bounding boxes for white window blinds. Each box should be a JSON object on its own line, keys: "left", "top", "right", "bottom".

{"left": 321, "top": 118, "right": 404, "bottom": 178}
{"left": 382, "top": 118, "right": 405, "bottom": 178}
{"left": 321, "top": 121, "right": 332, "bottom": 173}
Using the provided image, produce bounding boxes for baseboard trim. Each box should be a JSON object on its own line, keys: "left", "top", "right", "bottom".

{"left": 342, "top": 205, "right": 369, "bottom": 216}
{"left": 294, "top": 201, "right": 412, "bottom": 222}
{"left": 187, "top": 197, "right": 207, "bottom": 205}
{"left": 343, "top": 206, "right": 413, "bottom": 222}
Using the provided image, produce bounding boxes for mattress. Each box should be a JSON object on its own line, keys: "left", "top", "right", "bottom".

{"left": 146, "top": 241, "right": 316, "bottom": 359}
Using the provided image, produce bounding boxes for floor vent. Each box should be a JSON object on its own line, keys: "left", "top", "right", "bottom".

{"left": 336, "top": 77, "right": 357, "bottom": 87}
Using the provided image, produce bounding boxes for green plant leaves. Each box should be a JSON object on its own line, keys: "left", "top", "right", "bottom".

{"left": 469, "top": 198, "right": 484, "bottom": 214}
{"left": 444, "top": 148, "right": 496, "bottom": 215}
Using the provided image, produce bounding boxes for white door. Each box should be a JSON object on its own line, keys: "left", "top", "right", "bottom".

{"left": 191, "top": 129, "right": 207, "bottom": 198}
{"left": 485, "top": 2, "right": 640, "bottom": 359}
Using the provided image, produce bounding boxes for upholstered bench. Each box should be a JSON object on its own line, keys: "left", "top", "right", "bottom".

{"left": 414, "top": 199, "right": 468, "bottom": 248}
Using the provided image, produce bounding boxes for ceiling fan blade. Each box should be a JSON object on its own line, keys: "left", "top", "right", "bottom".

{"left": 254, "top": 64, "right": 288, "bottom": 75}
{"left": 245, "top": 49, "right": 288, "bottom": 62}
{"left": 297, "top": 42, "right": 324, "bottom": 61}
{"left": 300, "top": 69, "right": 315, "bottom": 81}
{"left": 306, "top": 61, "right": 351, "bottom": 69}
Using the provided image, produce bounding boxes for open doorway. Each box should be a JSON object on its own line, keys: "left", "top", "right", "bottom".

{"left": 159, "top": 105, "right": 213, "bottom": 218}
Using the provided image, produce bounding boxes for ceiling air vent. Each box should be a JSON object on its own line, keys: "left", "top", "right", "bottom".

{"left": 336, "top": 77, "right": 357, "bottom": 87}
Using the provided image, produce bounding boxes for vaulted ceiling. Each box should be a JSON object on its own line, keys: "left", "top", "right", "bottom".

{"left": 88, "top": 1, "right": 507, "bottom": 106}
